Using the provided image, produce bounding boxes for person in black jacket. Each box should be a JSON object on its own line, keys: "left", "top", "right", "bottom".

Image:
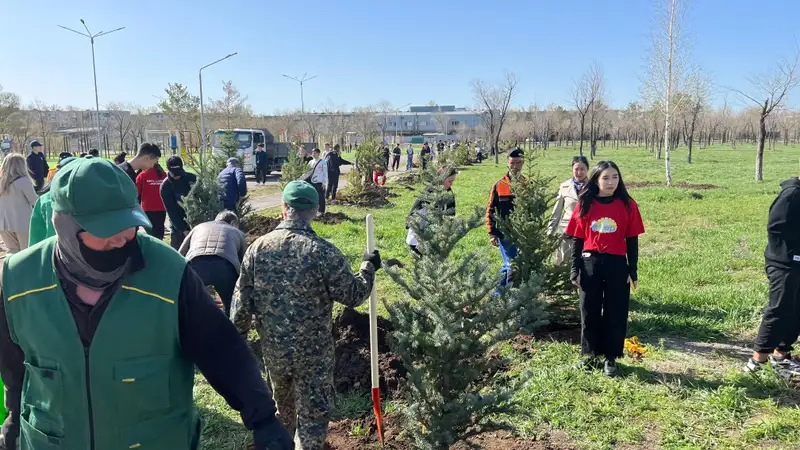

{"left": 746, "top": 177, "right": 800, "bottom": 377}
{"left": 26, "top": 140, "right": 48, "bottom": 193}
{"left": 325, "top": 144, "right": 351, "bottom": 200}
{"left": 160, "top": 156, "right": 197, "bottom": 250}
{"left": 254, "top": 143, "right": 269, "bottom": 185}
{"left": 391, "top": 144, "right": 401, "bottom": 171}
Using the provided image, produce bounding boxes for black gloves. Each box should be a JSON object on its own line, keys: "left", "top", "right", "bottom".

{"left": 252, "top": 418, "right": 293, "bottom": 450}
{"left": 362, "top": 249, "right": 382, "bottom": 269}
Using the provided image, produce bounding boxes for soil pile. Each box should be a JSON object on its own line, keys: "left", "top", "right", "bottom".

{"left": 333, "top": 308, "right": 405, "bottom": 397}
{"left": 315, "top": 212, "right": 353, "bottom": 225}
{"left": 241, "top": 214, "right": 282, "bottom": 244}
{"left": 332, "top": 184, "right": 395, "bottom": 208}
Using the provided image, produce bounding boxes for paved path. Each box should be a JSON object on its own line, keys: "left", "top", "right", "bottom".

{"left": 248, "top": 154, "right": 413, "bottom": 212}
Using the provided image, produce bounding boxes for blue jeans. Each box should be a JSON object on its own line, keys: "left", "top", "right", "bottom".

{"left": 406, "top": 156, "right": 413, "bottom": 170}
{"left": 499, "top": 239, "right": 518, "bottom": 287}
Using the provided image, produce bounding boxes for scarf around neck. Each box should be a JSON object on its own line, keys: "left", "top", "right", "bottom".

{"left": 52, "top": 212, "right": 131, "bottom": 290}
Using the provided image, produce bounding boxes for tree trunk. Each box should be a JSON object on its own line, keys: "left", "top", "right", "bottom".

{"left": 578, "top": 116, "right": 585, "bottom": 156}
{"left": 756, "top": 114, "right": 766, "bottom": 181}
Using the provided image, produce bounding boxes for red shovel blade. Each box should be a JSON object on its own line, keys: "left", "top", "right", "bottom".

{"left": 372, "top": 387, "right": 385, "bottom": 443}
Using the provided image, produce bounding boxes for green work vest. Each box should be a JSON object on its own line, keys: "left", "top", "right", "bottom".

{"left": 3, "top": 234, "right": 201, "bottom": 450}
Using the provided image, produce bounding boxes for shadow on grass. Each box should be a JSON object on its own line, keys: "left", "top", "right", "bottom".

{"left": 196, "top": 404, "right": 253, "bottom": 450}
{"left": 628, "top": 291, "right": 729, "bottom": 343}
{"left": 624, "top": 364, "right": 800, "bottom": 406}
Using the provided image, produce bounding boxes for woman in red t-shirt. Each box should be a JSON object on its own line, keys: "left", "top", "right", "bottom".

{"left": 136, "top": 163, "right": 168, "bottom": 240}
{"left": 565, "top": 160, "right": 645, "bottom": 378}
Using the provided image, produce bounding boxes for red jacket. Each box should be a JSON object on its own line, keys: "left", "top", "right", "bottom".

{"left": 136, "top": 167, "right": 167, "bottom": 212}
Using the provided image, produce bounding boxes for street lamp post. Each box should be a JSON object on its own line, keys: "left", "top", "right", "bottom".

{"left": 282, "top": 73, "right": 318, "bottom": 114}
{"left": 395, "top": 103, "right": 411, "bottom": 144}
{"left": 58, "top": 19, "right": 125, "bottom": 152}
{"left": 199, "top": 53, "right": 238, "bottom": 153}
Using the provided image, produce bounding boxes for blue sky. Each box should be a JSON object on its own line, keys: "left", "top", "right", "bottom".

{"left": 2, "top": 0, "right": 799, "bottom": 114}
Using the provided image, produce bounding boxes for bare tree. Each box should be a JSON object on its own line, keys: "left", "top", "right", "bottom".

{"left": 433, "top": 112, "right": 450, "bottom": 137}
{"left": 680, "top": 71, "right": 710, "bottom": 163}
{"left": 572, "top": 63, "right": 604, "bottom": 156}
{"left": 641, "top": 0, "right": 691, "bottom": 185}
{"left": 0, "top": 85, "right": 21, "bottom": 135}
{"left": 588, "top": 98, "right": 607, "bottom": 157}
{"left": 351, "top": 106, "right": 379, "bottom": 140}
{"left": 472, "top": 71, "right": 518, "bottom": 164}
{"left": 730, "top": 47, "right": 800, "bottom": 181}
{"left": 105, "top": 102, "right": 135, "bottom": 153}
{"left": 210, "top": 81, "right": 252, "bottom": 129}
{"left": 8, "top": 109, "right": 36, "bottom": 153}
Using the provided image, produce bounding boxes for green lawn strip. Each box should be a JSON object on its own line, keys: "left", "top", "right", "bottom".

{"left": 194, "top": 144, "right": 800, "bottom": 449}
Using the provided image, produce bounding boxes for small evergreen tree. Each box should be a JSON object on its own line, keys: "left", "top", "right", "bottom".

{"left": 497, "top": 152, "right": 568, "bottom": 294}
{"left": 182, "top": 151, "right": 223, "bottom": 227}
{"left": 385, "top": 171, "right": 548, "bottom": 450}
{"left": 279, "top": 143, "right": 307, "bottom": 189}
{"left": 215, "top": 131, "right": 241, "bottom": 170}
{"left": 352, "top": 139, "right": 384, "bottom": 187}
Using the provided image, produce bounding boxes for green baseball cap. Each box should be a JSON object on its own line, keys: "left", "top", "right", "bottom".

{"left": 50, "top": 156, "right": 152, "bottom": 238}
{"left": 282, "top": 180, "right": 319, "bottom": 210}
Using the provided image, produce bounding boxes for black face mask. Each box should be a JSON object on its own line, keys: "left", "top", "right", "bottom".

{"left": 78, "top": 236, "right": 139, "bottom": 273}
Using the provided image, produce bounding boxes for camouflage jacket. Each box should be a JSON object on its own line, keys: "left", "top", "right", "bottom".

{"left": 231, "top": 219, "right": 375, "bottom": 358}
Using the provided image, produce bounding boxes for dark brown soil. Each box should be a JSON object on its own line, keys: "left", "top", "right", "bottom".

{"left": 315, "top": 212, "right": 354, "bottom": 225}
{"left": 332, "top": 184, "right": 395, "bottom": 208}
{"left": 627, "top": 181, "right": 724, "bottom": 190}
{"left": 333, "top": 308, "right": 406, "bottom": 397}
{"left": 395, "top": 172, "right": 420, "bottom": 185}
{"left": 241, "top": 214, "right": 282, "bottom": 244}
{"left": 325, "top": 415, "right": 574, "bottom": 449}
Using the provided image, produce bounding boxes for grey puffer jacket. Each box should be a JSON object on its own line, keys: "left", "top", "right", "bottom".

{"left": 179, "top": 220, "right": 247, "bottom": 274}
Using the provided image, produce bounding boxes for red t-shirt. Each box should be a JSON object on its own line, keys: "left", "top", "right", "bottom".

{"left": 136, "top": 168, "right": 167, "bottom": 212}
{"left": 565, "top": 197, "right": 645, "bottom": 256}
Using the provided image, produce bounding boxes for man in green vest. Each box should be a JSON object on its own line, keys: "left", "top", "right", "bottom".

{"left": 0, "top": 156, "right": 292, "bottom": 450}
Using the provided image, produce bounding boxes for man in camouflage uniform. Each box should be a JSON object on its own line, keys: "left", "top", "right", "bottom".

{"left": 231, "top": 180, "right": 381, "bottom": 450}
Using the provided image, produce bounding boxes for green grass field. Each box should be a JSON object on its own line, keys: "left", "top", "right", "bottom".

{"left": 196, "top": 143, "right": 800, "bottom": 449}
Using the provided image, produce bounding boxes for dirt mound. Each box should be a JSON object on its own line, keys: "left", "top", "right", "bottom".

{"left": 627, "top": 181, "right": 723, "bottom": 190}
{"left": 333, "top": 308, "right": 405, "bottom": 397}
{"left": 326, "top": 415, "right": 571, "bottom": 449}
{"left": 332, "top": 184, "right": 394, "bottom": 208}
{"left": 395, "top": 172, "right": 420, "bottom": 185}
{"left": 315, "top": 212, "right": 354, "bottom": 225}
{"left": 241, "top": 214, "right": 282, "bottom": 244}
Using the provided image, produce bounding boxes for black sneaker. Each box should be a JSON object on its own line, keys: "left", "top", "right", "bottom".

{"left": 604, "top": 358, "right": 618, "bottom": 377}
{"left": 770, "top": 354, "right": 800, "bottom": 377}
{"left": 577, "top": 356, "right": 602, "bottom": 372}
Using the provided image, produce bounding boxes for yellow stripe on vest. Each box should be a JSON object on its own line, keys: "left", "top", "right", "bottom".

{"left": 129, "top": 444, "right": 141, "bottom": 449}
{"left": 7, "top": 284, "right": 58, "bottom": 302}
{"left": 121, "top": 286, "right": 175, "bottom": 304}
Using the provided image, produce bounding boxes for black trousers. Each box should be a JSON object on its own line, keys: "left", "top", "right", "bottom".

{"left": 578, "top": 252, "right": 630, "bottom": 359}
{"left": 255, "top": 164, "right": 268, "bottom": 183}
{"left": 313, "top": 182, "right": 326, "bottom": 214}
{"left": 145, "top": 211, "right": 166, "bottom": 240}
{"left": 754, "top": 265, "right": 800, "bottom": 354}
{"left": 170, "top": 226, "right": 186, "bottom": 250}
{"left": 391, "top": 155, "right": 400, "bottom": 171}
{"left": 327, "top": 173, "right": 340, "bottom": 200}
{"left": 189, "top": 255, "right": 238, "bottom": 316}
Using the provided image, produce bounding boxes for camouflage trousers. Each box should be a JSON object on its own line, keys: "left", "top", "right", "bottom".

{"left": 264, "top": 349, "right": 334, "bottom": 450}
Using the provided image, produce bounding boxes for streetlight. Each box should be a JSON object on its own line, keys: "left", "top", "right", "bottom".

{"left": 395, "top": 103, "right": 411, "bottom": 144}
{"left": 282, "top": 73, "right": 318, "bottom": 113}
{"left": 199, "top": 53, "right": 238, "bottom": 153}
{"left": 58, "top": 19, "right": 125, "bottom": 152}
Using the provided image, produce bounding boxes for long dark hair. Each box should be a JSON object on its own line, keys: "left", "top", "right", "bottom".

{"left": 578, "top": 160, "right": 632, "bottom": 217}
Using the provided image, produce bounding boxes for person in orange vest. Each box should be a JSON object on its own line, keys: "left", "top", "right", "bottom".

{"left": 486, "top": 148, "right": 525, "bottom": 285}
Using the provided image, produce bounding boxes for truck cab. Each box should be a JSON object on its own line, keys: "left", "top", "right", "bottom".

{"left": 212, "top": 128, "right": 275, "bottom": 174}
